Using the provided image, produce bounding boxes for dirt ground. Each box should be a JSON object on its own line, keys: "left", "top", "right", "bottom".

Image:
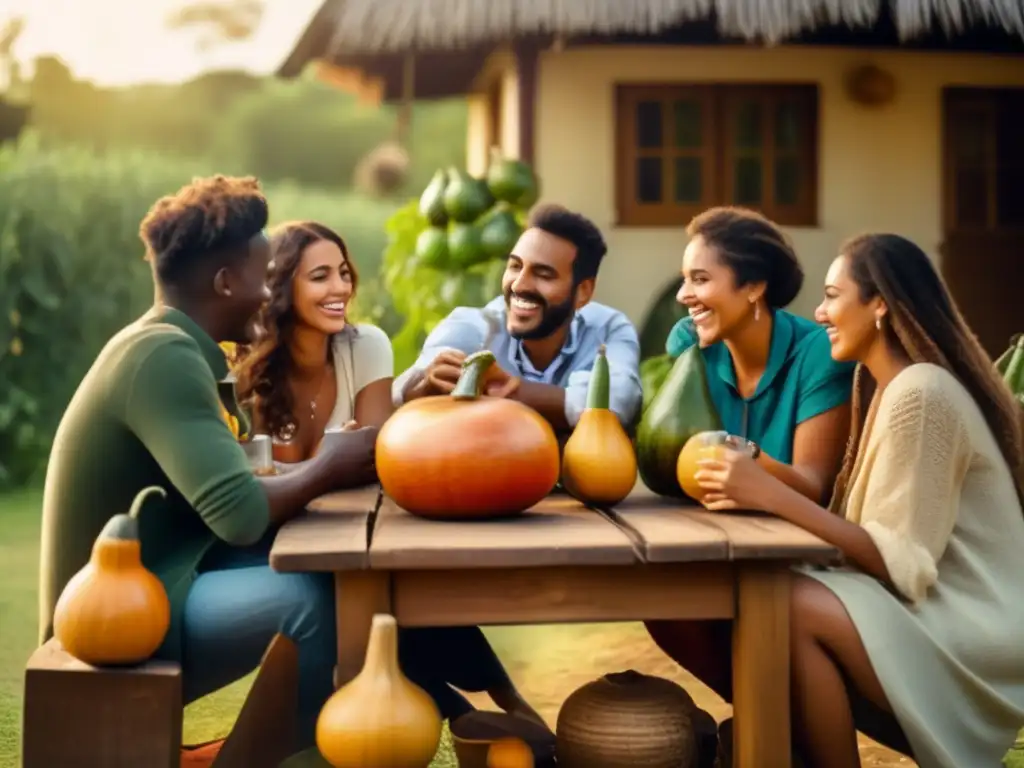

{"left": 471, "top": 622, "right": 915, "bottom": 767}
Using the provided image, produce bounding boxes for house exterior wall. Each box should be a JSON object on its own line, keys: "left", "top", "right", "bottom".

{"left": 467, "top": 45, "right": 1024, "bottom": 330}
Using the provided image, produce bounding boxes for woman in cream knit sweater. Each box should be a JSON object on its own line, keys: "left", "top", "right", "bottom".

{"left": 694, "top": 233, "right": 1024, "bottom": 768}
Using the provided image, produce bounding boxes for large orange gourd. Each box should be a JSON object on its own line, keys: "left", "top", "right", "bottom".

{"left": 53, "top": 485, "right": 171, "bottom": 666}
{"left": 376, "top": 350, "right": 560, "bottom": 519}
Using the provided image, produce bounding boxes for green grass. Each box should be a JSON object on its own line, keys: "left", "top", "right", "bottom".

{"left": 0, "top": 490, "right": 457, "bottom": 768}
{"left": 5, "top": 489, "right": 1024, "bottom": 768}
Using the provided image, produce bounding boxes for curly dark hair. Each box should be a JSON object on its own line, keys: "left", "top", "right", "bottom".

{"left": 233, "top": 221, "right": 358, "bottom": 440}
{"left": 528, "top": 203, "right": 608, "bottom": 283}
{"left": 830, "top": 233, "right": 1024, "bottom": 512}
{"left": 686, "top": 206, "right": 804, "bottom": 309}
{"left": 140, "top": 174, "right": 268, "bottom": 286}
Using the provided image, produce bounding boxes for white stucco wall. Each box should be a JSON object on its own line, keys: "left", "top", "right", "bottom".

{"left": 470, "top": 45, "right": 1024, "bottom": 329}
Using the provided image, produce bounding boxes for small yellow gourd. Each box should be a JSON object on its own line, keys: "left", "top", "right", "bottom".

{"left": 561, "top": 345, "right": 638, "bottom": 506}
{"left": 488, "top": 737, "right": 535, "bottom": 768}
{"left": 53, "top": 485, "right": 171, "bottom": 666}
{"left": 316, "top": 613, "right": 442, "bottom": 768}
{"left": 676, "top": 431, "right": 747, "bottom": 503}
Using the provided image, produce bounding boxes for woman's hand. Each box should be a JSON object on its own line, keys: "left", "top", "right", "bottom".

{"left": 695, "top": 448, "right": 783, "bottom": 512}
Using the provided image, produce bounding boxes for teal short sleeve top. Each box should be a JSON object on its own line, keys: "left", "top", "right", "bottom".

{"left": 665, "top": 309, "right": 856, "bottom": 465}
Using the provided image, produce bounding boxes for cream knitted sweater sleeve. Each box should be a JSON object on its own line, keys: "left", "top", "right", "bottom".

{"left": 844, "top": 367, "right": 973, "bottom": 604}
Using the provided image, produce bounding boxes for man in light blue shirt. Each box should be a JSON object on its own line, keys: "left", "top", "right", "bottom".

{"left": 392, "top": 203, "right": 643, "bottom": 434}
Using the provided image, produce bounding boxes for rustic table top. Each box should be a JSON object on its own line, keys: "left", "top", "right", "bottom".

{"left": 270, "top": 480, "right": 841, "bottom": 573}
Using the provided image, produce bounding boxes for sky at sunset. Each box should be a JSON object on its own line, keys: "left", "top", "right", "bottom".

{"left": 0, "top": 0, "right": 322, "bottom": 86}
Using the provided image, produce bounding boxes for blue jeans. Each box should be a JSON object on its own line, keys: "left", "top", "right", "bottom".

{"left": 181, "top": 533, "right": 336, "bottom": 748}
{"left": 181, "top": 534, "right": 510, "bottom": 749}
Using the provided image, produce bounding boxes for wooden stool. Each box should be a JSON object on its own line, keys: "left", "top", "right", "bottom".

{"left": 23, "top": 639, "right": 182, "bottom": 768}
{"left": 23, "top": 635, "right": 299, "bottom": 768}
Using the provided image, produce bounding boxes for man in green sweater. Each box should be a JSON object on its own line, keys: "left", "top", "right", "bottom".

{"left": 38, "top": 175, "right": 377, "bottom": 752}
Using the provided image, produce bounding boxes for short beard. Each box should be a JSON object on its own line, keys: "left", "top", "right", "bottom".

{"left": 508, "top": 293, "right": 576, "bottom": 341}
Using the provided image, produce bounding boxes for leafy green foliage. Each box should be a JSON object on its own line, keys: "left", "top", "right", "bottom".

{"left": 382, "top": 152, "right": 541, "bottom": 372}
{"left": 382, "top": 200, "right": 505, "bottom": 374}
{"left": 27, "top": 61, "right": 468, "bottom": 198}
{"left": 0, "top": 133, "right": 402, "bottom": 488}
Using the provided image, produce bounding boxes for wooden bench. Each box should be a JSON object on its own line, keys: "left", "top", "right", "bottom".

{"left": 23, "top": 634, "right": 300, "bottom": 768}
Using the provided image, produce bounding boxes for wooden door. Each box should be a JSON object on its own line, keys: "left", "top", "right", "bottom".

{"left": 941, "top": 87, "right": 1024, "bottom": 359}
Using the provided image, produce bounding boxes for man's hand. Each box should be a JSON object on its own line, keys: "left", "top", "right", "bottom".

{"left": 404, "top": 350, "right": 521, "bottom": 401}
{"left": 483, "top": 362, "right": 521, "bottom": 399}
{"left": 316, "top": 423, "right": 379, "bottom": 486}
{"left": 404, "top": 350, "right": 467, "bottom": 400}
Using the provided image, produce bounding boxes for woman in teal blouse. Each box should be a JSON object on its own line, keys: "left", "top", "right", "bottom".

{"left": 645, "top": 206, "right": 856, "bottom": 708}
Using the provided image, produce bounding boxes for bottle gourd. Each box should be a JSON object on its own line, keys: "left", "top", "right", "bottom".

{"left": 635, "top": 344, "right": 723, "bottom": 499}
{"left": 316, "top": 613, "right": 442, "bottom": 768}
{"left": 561, "top": 345, "right": 637, "bottom": 505}
{"left": 53, "top": 485, "right": 171, "bottom": 666}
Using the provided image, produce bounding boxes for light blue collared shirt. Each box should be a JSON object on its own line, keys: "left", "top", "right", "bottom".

{"left": 392, "top": 296, "right": 643, "bottom": 429}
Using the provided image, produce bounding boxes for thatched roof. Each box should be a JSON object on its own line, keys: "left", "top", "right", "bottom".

{"left": 287, "top": 0, "right": 1024, "bottom": 58}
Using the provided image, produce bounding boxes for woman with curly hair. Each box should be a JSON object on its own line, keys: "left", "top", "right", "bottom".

{"left": 234, "top": 221, "right": 392, "bottom": 462}
{"left": 233, "top": 220, "right": 547, "bottom": 729}
{"left": 696, "top": 233, "right": 1024, "bottom": 767}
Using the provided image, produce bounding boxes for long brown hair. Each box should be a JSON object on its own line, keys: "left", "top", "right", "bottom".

{"left": 233, "top": 220, "right": 359, "bottom": 439}
{"left": 830, "top": 233, "right": 1024, "bottom": 512}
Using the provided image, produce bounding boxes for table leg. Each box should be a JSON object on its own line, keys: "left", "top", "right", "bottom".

{"left": 732, "top": 563, "right": 792, "bottom": 768}
{"left": 333, "top": 571, "right": 391, "bottom": 689}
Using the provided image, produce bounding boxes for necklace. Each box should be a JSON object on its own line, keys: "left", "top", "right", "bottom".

{"left": 308, "top": 363, "right": 330, "bottom": 423}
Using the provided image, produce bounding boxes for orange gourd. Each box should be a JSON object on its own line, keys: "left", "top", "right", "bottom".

{"left": 560, "top": 345, "right": 637, "bottom": 506}
{"left": 376, "top": 350, "right": 560, "bottom": 519}
{"left": 488, "top": 737, "right": 535, "bottom": 768}
{"left": 675, "top": 431, "right": 727, "bottom": 503}
{"left": 676, "top": 431, "right": 758, "bottom": 504}
{"left": 316, "top": 613, "right": 442, "bottom": 768}
{"left": 53, "top": 485, "right": 171, "bottom": 666}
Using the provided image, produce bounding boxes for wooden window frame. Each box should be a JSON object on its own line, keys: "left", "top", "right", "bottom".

{"left": 614, "top": 83, "right": 820, "bottom": 228}
{"left": 486, "top": 75, "right": 504, "bottom": 152}
{"left": 942, "top": 86, "right": 1024, "bottom": 236}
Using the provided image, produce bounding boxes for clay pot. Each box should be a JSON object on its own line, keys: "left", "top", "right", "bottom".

{"left": 555, "top": 669, "right": 699, "bottom": 767}
{"left": 689, "top": 707, "right": 721, "bottom": 768}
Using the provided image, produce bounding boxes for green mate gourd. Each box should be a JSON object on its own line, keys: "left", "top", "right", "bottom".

{"left": 485, "top": 147, "right": 540, "bottom": 209}
{"left": 635, "top": 344, "right": 723, "bottom": 498}
{"left": 443, "top": 167, "right": 494, "bottom": 223}
{"left": 418, "top": 169, "right": 450, "bottom": 227}
{"left": 414, "top": 227, "right": 449, "bottom": 269}
{"left": 479, "top": 203, "right": 523, "bottom": 260}
{"left": 448, "top": 223, "right": 487, "bottom": 268}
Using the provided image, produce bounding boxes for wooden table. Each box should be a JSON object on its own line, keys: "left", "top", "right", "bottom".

{"left": 270, "top": 480, "right": 840, "bottom": 768}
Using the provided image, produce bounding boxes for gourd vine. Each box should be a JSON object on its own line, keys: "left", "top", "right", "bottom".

{"left": 382, "top": 148, "right": 540, "bottom": 373}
